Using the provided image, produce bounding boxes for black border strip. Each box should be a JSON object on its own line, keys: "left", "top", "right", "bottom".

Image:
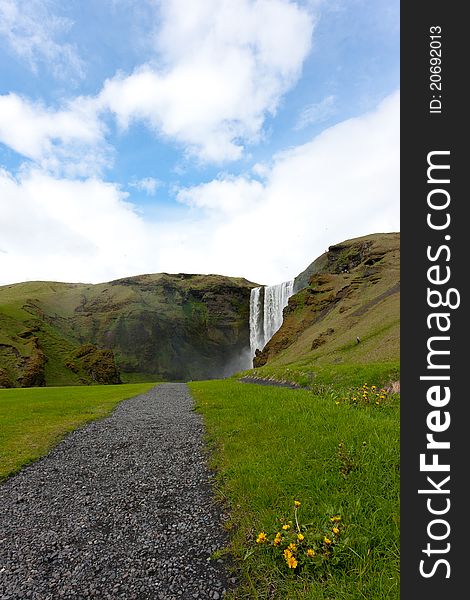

{"left": 401, "top": 3, "right": 466, "bottom": 597}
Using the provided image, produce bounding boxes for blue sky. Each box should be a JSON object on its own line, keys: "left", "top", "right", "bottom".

{"left": 0, "top": 0, "right": 399, "bottom": 285}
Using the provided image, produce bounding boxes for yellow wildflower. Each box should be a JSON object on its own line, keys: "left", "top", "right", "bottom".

{"left": 324, "top": 537, "right": 332, "bottom": 545}
{"left": 294, "top": 500, "right": 301, "bottom": 508}
{"left": 332, "top": 527, "right": 340, "bottom": 535}
{"left": 286, "top": 555, "right": 298, "bottom": 569}
{"left": 288, "top": 543, "right": 297, "bottom": 552}
{"left": 256, "top": 532, "right": 267, "bottom": 544}
{"left": 273, "top": 532, "right": 282, "bottom": 546}
{"left": 282, "top": 524, "right": 290, "bottom": 530}
{"left": 330, "top": 515, "right": 341, "bottom": 523}
{"left": 307, "top": 548, "right": 315, "bottom": 557}
{"left": 283, "top": 548, "right": 292, "bottom": 560}
{"left": 297, "top": 533, "right": 304, "bottom": 541}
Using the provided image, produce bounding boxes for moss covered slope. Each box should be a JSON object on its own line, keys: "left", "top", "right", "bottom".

{"left": 0, "top": 273, "right": 257, "bottom": 386}
{"left": 250, "top": 233, "right": 399, "bottom": 382}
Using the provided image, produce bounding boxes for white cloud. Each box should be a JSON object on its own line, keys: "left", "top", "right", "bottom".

{"left": 0, "top": 0, "right": 85, "bottom": 79}
{"left": 167, "top": 90, "right": 400, "bottom": 283}
{"left": 0, "top": 168, "right": 151, "bottom": 283}
{"left": 0, "top": 1, "right": 314, "bottom": 174}
{"left": 0, "top": 91, "right": 399, "bottom": 287}
{"left": 98, "top": 0, "right": 314, "bottom": 162}
{"left": 295, "top": 95, "right": 337, "bottom": 130}
{"left": 0, "top": 93, "right": 109, "bottom": 176}
{"left": 177, "top": 176, "right": 265, "bottom": 215}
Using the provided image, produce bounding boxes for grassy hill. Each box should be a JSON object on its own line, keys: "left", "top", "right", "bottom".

{"left": 0, "top": 232, "right": 399, "bottom": 389}
{"left": 244, "top": 232, "right": 400, "bottom": 388}
{"left": 0, "top": 274, "right": 258, "bottom": 387}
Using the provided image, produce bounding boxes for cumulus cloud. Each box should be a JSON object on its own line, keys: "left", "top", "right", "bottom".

{"left": 0, "top": 168, "right": 151, "bottom": 283}
{"left": 0, "top": 93, "right": 109, "bottom": 176}
{"left": 98, "top": 0, "right": 314, "bottom": 162}
{"left": 0, "top": 91, "right": 399, "bottom": 286}
{"left": 0, "top": 0, "right": 314, "bottom": 174}
{"left": 171, "top": 90, "right": 400, "bottom": 283}
{"left": 176, "top": 176, "right": 265, "bottom": 215}
{"left": 0, "top": 0, "right": 85, "bottom": 79}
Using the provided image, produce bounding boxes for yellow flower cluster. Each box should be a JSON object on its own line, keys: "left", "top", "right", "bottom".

{"left": 255, "top": 502, "right": 345, "bottom": 575}
{"left": 283, "top": 548, "right": 298, "bottom": 569}
{"left": 256, "top": 532, "right": 267, "bottom": 544}
{"left": 338, "top": 384, "right": 389, "bottom": 406}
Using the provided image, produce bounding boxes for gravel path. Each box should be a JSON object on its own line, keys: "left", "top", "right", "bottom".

{"left": 0, "top": 384, "right": 235, "bottom": 600}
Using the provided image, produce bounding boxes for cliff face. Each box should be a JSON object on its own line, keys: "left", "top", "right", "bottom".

{"left": 253, "top": 233, "right": 400, "bottom": 368}
{"left": 0, "top": 273, "right": 257, "bottom": 386}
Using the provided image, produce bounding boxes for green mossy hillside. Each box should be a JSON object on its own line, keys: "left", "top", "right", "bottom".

{"left": 0, "top": 274, "right": 258, "bottom": 386}
{"left": 246, "top": 233, "right": 399, "bottom": 387}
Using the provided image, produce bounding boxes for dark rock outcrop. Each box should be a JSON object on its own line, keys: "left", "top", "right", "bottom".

{"left": 0, "top": 368, "right": 13, "bottom": 388}
{"left": 67, "top": 344, "right": 122, "bottom": 385}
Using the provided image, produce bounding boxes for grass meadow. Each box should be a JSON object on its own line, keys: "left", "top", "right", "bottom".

{"left": 190, "top": 371, "right": 400, "bottom": 599}
{"left": 0, "top": 361, "right": 399, "bottom": 598}
{"left": 0, "top": 383, "right": 156, "bottom": 481}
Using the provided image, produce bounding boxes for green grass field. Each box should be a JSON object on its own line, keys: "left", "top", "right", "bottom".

{"left": 189, "top": 374, "right": 400, "bottom": 599}
{"left": 0, "top": 383, "right": 156, "bottom": 481}
{"left": 237, "top": 360, "right": 400, "bottom": 393}
{"left": 0, "top": 364, "right": 399, "bottom": 598}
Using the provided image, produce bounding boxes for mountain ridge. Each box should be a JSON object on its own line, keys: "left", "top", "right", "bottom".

{"left": 0, "top": 273, "right": 258, "bottom": 386}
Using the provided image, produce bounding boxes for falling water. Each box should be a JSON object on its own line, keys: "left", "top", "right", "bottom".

{"left": 249, "top": 286, "right": 264, "bottom": 357}
{"left": 263, "top": 281, "right": 294, "bottom": 344}
{"left": 249, "top": 280, "right": 294, "bottom": 358}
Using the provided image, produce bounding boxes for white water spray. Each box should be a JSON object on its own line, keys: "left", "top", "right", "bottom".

{"left": 249, "top": 286, "right": 264, "bottom": 358}
{"left": 249, "top": 280, "right": 294, "bottom": 358}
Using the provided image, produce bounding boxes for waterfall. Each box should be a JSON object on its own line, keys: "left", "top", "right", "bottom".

{"left": 249, "top": 286, "right": 264, "bottom": 357}
{"left": 249, "top": 280, "right": 294, "bottom": 358}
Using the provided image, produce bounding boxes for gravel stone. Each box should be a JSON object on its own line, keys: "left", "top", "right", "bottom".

{"left": 0, "top": 384, "right": 236, "bottom": 599}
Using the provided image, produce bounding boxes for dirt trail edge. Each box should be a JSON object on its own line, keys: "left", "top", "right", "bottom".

{"left": 0, "top": 383, "right": 234, "bottom": 600}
